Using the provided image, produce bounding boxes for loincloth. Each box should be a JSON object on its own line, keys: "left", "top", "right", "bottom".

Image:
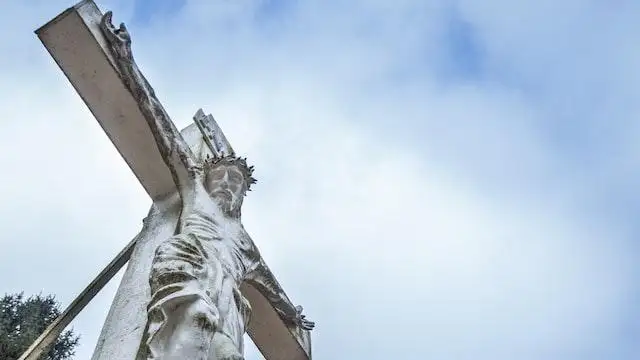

{"left": 146, "top": 232, "right": 251, "bottom": 355}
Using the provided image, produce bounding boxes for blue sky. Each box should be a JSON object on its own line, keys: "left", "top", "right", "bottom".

{"left": 1, "top": 0, "right": 639, "bottom": 359}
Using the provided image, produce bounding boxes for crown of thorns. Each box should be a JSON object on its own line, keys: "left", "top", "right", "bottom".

{"left": 204, "top": 154, "right": 257, "bottom": 191}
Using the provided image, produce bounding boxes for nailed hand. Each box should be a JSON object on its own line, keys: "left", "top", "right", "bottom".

{"left": 100, "top": 11, "right": 132, "bottom": 61}
{"left": 292, "top": 305, "right": 315, "bottom": 331}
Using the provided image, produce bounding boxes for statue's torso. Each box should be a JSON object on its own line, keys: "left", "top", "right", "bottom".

{"left": 154, "top": 183, "right": 259, "bottom": 353}
{"left": 181, "top": 183, "right": 260, "bottom": 283}
{"left": 182, "top": 209, "right": 258, "bottom": 283}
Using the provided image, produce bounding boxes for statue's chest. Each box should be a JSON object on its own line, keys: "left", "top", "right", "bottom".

{"left": 206, "top": 233, "right": 257, "bottom": 280}
{"left": 182, "top": 210, "right": 257, "bottom": 274}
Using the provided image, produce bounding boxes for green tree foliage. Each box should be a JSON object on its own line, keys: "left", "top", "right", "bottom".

{"left": 0, "top": 293, "right": 79, "bottom": 360}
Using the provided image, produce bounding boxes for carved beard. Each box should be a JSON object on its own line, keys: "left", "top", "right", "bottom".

{"left": 206, "top": 165, "right": 246, "bottom": 218}
{"left": 210, "top": 187, "right": 244, "bottom": 218}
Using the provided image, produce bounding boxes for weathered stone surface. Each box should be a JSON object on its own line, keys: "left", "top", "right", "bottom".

{"left": 92, "top": 195, "right": 181, "bottom": 360}
{"left": 36, "top": 1, "right": 314, "bottom": 359}
{"left": 89, "top": 120, "right": 313, "bottom": 360}
{"left": 36, "top": 0, "right": 174, "bottom": 200}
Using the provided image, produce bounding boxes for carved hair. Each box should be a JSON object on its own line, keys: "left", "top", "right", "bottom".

{"left": 203, "top": 154, "right": 257, "bottom": 192}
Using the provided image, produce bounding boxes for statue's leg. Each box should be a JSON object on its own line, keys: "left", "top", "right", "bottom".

{"left": 143, "top": 234, "right": 220, "bottom": 359}
{"left": 209, "top": 284, "right": 249, "bottom": 360}
{"left": 147, "top": 294, "right": 218, "bottom": 359}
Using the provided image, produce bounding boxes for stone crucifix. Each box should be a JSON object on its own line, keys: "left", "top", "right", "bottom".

{"left": 27, "top": 1, "right": 314, "bottom": 359}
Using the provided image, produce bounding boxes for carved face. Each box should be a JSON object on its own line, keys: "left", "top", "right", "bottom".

{"left": 205, "top": 164, "right": 246, "bottom": 215}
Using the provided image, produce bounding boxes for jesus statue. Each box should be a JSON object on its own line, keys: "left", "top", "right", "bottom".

{"left": 99, "top": 12, "right": 314, "bottom": 360}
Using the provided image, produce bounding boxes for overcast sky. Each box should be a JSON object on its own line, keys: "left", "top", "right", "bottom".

{"left": 1, "top": 0, "right": 640, "bottom": 359}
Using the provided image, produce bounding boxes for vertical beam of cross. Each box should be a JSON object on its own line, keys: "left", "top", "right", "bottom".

{"left": 18, "top": 235, "right": 139, "bottom": 360}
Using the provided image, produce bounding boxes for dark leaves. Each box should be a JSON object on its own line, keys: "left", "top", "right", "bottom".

{"left": 0, "top": 293, "right": 79, "bottom": 360}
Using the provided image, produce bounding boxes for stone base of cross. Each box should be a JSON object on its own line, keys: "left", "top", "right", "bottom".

{"left": 21, "top": 1, "right": 312, "bottom": 359}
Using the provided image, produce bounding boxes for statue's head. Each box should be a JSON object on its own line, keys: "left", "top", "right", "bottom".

{"left": 204, "top": 155, "right": 257, "bottom": 218}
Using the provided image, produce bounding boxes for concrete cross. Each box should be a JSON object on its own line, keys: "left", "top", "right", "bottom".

{"left": 21, "top": 1, "right": 312, "bottom": 359}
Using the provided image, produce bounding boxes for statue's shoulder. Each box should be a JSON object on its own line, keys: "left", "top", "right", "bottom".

{"left": 235, "top": 226, "right": 261, "bottom": 263}
{"left": 236, "top": 225, "right": 256, "bottom": 246}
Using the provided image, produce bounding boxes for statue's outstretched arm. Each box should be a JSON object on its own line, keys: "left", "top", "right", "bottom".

{"left": 245, "top": 259, "right": 315, "bottom": 331}
{"left": 99, "top": 12, "right": 198, "bottom": 189}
